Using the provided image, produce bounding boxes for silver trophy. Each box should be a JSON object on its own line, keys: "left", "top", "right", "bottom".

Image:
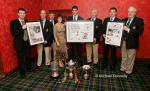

{"left": 67, "top": 59, "right": 75, "bottom": 79}
{"left": 51, "top": 61, "right": 59, "bottom": 78}
{"left": 82, "top": 65, "right": 91, "bottom": 80}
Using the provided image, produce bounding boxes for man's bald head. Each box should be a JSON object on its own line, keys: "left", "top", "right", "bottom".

{"left": 128, "top": 6, "right": 137, "bottom": 18}
{"left": 40, "top": 10, "right": 47, "bottom": 19}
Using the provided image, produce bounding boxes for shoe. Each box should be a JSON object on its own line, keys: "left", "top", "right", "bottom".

{"left": 46, "top": 65, "right": 51, "bottom": 68}
{"left": 126, "top": 73, "right": 132, "bottom": 79}
{"left": 93, "top": 64, "right": 98, "bottom": 68}
{"left": 87, "top": 62, "right": 92, "bottom": 67}
{"left": 110, "top": 66, "right": 116, "bottom": 71}
{"left": 20, "top": 74, "right": 26, "bottom": 79}
{"left": 27, "top": 68, "right": 34, "bottom": 72}
{"left": 35, "top": 66, "right": 41, "bottom": 69}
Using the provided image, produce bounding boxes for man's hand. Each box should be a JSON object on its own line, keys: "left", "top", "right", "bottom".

{"left": 124, "top": 26, "right": 130, "bottom": 33}
{"left": 22, "top": 25, "right": 27, "bottom": 30}
{"left": 44, "top": 41, "right": 47, "bottom": 44}
{"left": 103, "top": 34, "right": 106, "bottom": 38}
{"left": 93, "top": 38, "right": 96, "bottom": 43}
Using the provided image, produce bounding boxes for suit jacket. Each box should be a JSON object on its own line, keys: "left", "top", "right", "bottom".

{"left": 103, "top": 17, "right": 121, "bottom": 34}
{"left": 67, "top": 15, "right": 84, "bottom": 21}
{"left": 10, "top": 19, "right": 28, "bottom": 51}
{"left": 87, "top": 18, "right": 103, "bottom": 43}
{"left": 122, "top": 17, "right": 144, "bottom": 49}
{"left": 40, "top": 20, "right": 54, "bottom": 46}
{"left": 49, "top": 20, "right": 57, "bottom": 26}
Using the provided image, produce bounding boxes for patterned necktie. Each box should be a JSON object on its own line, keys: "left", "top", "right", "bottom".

{"left": 73, "top": 15, "right": 76, "bottom": 21}
{"left": 126, "top": 18, "right": 131, "bottom": 26}
{"left": 21, "top": 20, "right": 28, "bottom": 41}
{"left": 91, "top": 18, "right": 95, "bottom": 21}
{"left": 110, "top": 18, "right": 113, "bottom": 21}
{"left": 50, "top": 20, "right": 54, "bottom": 26}
{"left": 41, "top": 20, "right": 44, "bottom": 29}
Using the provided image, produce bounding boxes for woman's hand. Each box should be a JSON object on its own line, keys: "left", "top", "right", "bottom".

{"left": 56, "top": 42, "right": 60, "bottom": 47}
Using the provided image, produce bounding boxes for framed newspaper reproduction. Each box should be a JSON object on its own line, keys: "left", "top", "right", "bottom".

{"left": 105, "top": 22, "right": 124, "bottom": 46}
{"left": 26, "top": 22, "right": 44, "bottom": 45}
{"left": 66, "top": 21, "right": 94, "bottom": 42}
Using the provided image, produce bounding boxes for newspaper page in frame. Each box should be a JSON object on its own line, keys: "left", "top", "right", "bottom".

{"left": 66, "top": 21, "right": 94, "bottom": 42}
{"left": 105, "top": 22, "right": 124, "bottom": 46}
{"left": 26, "top": 22, "right": 44, "bottom": 45}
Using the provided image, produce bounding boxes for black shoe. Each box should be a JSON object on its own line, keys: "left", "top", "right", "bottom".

{"left": 46, "top": 65, "right": 51, "bottom": 68}
{"left": 35, "top": 66, "right": 40, "bottom": 69}
{"left": 20, "top": 74, "right": 26, "bottom": 79}
{"left": 126, "top": 73, "right": 132, "bottom": 79}
{"left": 110, "top": 66, "right": 116, "bottom": 71}
{"left": 27, "top": 68, "right": 35, "bottom": 72}
{"left": 93, "top": 64, "right": 98, "bottom": 68}
{"left": 87, "top": 62, "right": 92, "bottom": 66}
{"left": 103, "top": 64, "right": 108, "bottom": 69}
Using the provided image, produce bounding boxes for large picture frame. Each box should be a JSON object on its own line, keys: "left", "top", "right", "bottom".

{"left": 105, "top": 22, "right": 124, "bottom": 46}
{"left": 26, "top": 22, "right": 44, "bottom": 45}
{"left": 66, "top": 21, "right": 94, "bottom": 42}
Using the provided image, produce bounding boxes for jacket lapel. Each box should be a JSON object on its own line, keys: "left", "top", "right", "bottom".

{"left": 17, "top": 19, "right": 23, "bottom": 28}
{"left": 40, "top": 20, "right": 45, "bottom": 30}
{"left": 129, "top": 17, "right": 136, "bottom": 27}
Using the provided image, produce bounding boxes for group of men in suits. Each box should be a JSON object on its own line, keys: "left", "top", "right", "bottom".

{"left": 10, "top": 8, "right": 55, "bottom": 78}
{"left": 10, "top": 6, "right": 144, "bottom": 78}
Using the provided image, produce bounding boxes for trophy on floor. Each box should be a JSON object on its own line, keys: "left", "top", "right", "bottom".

{"left": 62, "top": 59, "right": 80, "bottom": 84}
{"left": 82, "top": 65, "right": 91, "bottom": 80}
{"left": 51, "top": 60, "right": 59, "bottom": 78}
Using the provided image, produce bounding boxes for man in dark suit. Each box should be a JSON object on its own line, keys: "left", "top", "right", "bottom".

{"left": 86, "top": 9, "right": 103, "bottom": 67}
{"left": 10, "top": 8, "right": 32, "bottom": 78}
{"left": 48, "top": 11, "right": 56, "bottom": 61}
{"left": 67, "top": 6, "right": 84, "bottom": 66}
{"left": 37, "top": 10, "right": 54, "bottom": 67}
{"left": 120, "top": 6, "right": 144, "bottom": 75}
{"left": 103, "top": 7, "right": 121, "bottom": 70}
{"left": 48, "top": 11, "right": 56, "bottom": 26}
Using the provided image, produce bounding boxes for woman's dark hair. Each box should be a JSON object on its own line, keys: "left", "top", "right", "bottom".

{"left": 56, "top": 14, "right": 65, "bottom": 23}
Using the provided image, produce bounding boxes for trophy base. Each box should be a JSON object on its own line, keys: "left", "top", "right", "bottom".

{"left": 50, "top": 76, "right": 60, "bottom": 79}
{"left": 83, "top": 74, "right": 89, "bottom": 80}
{"left": 50, "top": 75, "right": 60, "bottom": 79}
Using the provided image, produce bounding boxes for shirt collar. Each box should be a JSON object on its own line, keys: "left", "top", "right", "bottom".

{"left": 128, "top": 17, "right": 134, "bottom": 21}
{"left": 73, "top": 15, "right": 78, "bottom": 18}
{"left": 110, "top": 17, "right": 115, "bottom": 21}
{"left": 41, "top": 19, "right": 46, "bottom": 21}
{"left": 18, "top": 18, "right": 24, "bottom": 22}
{"left": 91, "top": 17, "right": 96, "bottom": 21}
{"left": 50, "top": 19, "right": 54, "bottom": 22}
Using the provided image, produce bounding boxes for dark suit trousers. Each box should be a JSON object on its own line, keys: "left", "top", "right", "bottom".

{"left": 68, "top": 43, "right": 82, "bottom": 65}
{"left": 16, "top": 41, "right": 31, "bottom": 76}
{"left": 103, "top": 44, "right": 117, "bottom": 67}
